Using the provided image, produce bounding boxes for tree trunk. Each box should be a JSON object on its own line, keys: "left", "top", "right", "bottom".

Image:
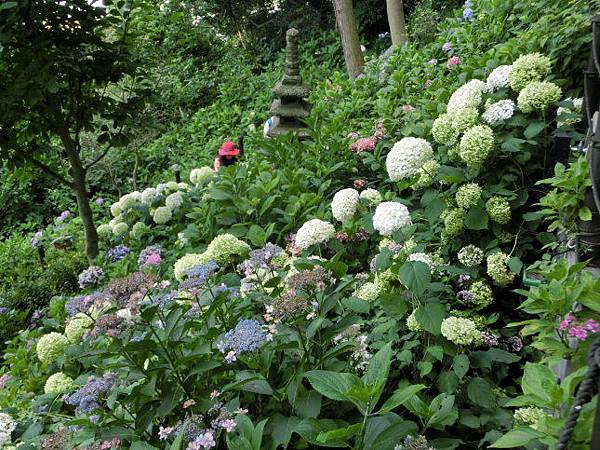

{"left": 386, "top": 0, "right": 408, "bottom": 47}
{"left": 332, "top": 0, "right": 364, "bottom": 79}
{"left": 70, "top": 155, "right": 99, "bottom": 264}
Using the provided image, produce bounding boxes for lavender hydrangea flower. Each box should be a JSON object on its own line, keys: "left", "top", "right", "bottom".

{"left": 457, "top": 290, "right": 474, "bottom": 303}
{"left": 179, "top": 261, "right": 219, "bottom": 290}
{"left": 216, "top": 319, "right": 267, "bottom": 355}
{"left": 457, "top": 274, "right": 471, "bottom": 288}
{"left": 215, "top": 284, "right": 239, "bottom": 299}
{"left": 65, "top": 292, "right": 103, "bottom": 317}
{"left": 31, "top": 231, "right": 43, "bottom": 248}
{"left": 56, "top": 210, "right": 71, "bottom": 223}
{"left": 505, "top": 336, "right": 523, "bottom": 352}
{"left": 63, "top": 373, "right": 118, "bottom": 414}
{"left": 237, "top": 243, "right": 284, "bottom": 276}
{"left": 480, "top": 331, "right": 499, "bottom": 347}
{"left": 95, "top": 198, "right": 104, "bottom": 206}
{"left": 442, "top": 42, "right": 452, "bottom": 52}
{"left": 78, "top": 266, "right": 105, "bottom": 289}
{"left": 107, "top": 245, "right": 130, "bottom": 262}
{"left": 463, "top": 7, "right": 474, "bottom": 20}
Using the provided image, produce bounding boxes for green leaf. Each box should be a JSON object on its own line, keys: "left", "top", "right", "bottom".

{"left": 467, "top": 377, "right": 495, "bottom": 408}
{"left": 524, "top": 121, "right": 546, "bottom": 139}
{"left": 130, "top": 443, "right": 159, "bottom": 450}
{"left": 470, "top": 349, "right": 520, "bottom": 370}
{"left": 578, "top": 206, "right": 592, "bottom": 221}
{"left": 0, "top": 2, "right": 18, "bottom": 10}
{"left": 399, "top": 261, "right": 431, "bottom": 296}
{"left": 490, "top": 428, "right": 545, "bottom": 448}
{"left": 305, "top": 371, "right": 361, "bottom": 402}
{"left": 452, "top": 354, "right": 469, "bottom": 379}
{"left": 362, "top": 342, "right": 393, "bottom": 389}
{"left": 414, "top": 302, "right": 446, "bottom": 335}
{"left": 295, "top": 389, "right": 322, "bottom": 418}
{"left": 378, "top": 384, "right": 427, "bottom": 414}
{"left": 464, "top": 206, "right": 489, "bottom": 230}
{"left": 316, "top": 423, "right": 361, "bottom": 444}
{"left": 521, "top": 363, "right": 559, "bottom": 407}
{"left": 294, "top": 418, "right": 349, "bottom": 448}
{"left": 343, "top": 297, "right": 370, "bottom": 314}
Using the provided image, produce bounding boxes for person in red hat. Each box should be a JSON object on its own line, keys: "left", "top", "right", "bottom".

{"left": 213, "top": 136, "right": 244, "bottom": 171}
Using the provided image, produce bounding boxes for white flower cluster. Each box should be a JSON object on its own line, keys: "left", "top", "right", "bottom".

{"left": 441, "top": 316, "right": 480, "bottom": 345}
{"left": 295, "top": 219, "right": 336, "bottom": 250}
{"left": 447, "top": 79, "right": 487, "bottom": 113}
{"left": 508, "top": 53, "right": 552, "bottom": 91}
{"left": 331, "top": 188, "right": 360, "bottom": 223}
{"left": 517, "top": 81, "right": 561, "bottom": 113}
{"left": 557, "top": 97, "right": 584, "bottom": 127}
{"left": 373, "top": 202, "right": 412, "bottom": 236}
{"left": 486, "top": 65, "right": 511, "bottom": 92}
{"left": 482, "top": 100, "right": 515, "bottom": 124}
{"left": 190, "top": 166, "right": 214, "bottom": 185}
{"left": 408, "top": 252, "right": 434, "bottom": 271}
{"left": 165, "top": 192, "right": 184, "bottom": 210}
{"left": 360, "top": 188, "right": 382, "bottom": 206}
{"left": 153, "top": 206, "right": 172, "bottom": 224}
{"left": 386, "top": 137, "right": 434, "bottom": 181}
{"left": 458, "top": 245, "right": 484, "bottom": 267}
{"left": 0, "top": 413, "right": 16, "bottom": 447}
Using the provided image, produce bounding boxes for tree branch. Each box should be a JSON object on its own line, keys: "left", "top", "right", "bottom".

{"left": 25, "top": 155, "right": 72, "bottom": 187}
{"left": 84, "top": 142, "right": 114, "bottom": 172}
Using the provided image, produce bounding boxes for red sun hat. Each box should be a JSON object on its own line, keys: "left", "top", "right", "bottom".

{"left": 218, "top": 141, "right": 240, "bottom": 157}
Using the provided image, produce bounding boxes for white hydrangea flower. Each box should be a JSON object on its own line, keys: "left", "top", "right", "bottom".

{"left": 156, "top": 183, "right": 168, "bottom": 194}
{"left": 386, "top": 137, "right": 434, "bottom": 181}
{"left": 408, "top": 252, "right": 433, "bottom": 270}
{"left": 166, "top": 181, "right": 179, "bottom": 192}
{"left": 165, "top": 191, "right": 184, "bottom": 210}
{"left": 141, "top": 187, "right": 157, "bottom": 204}
{"left": 153, "top": 206, "right": 172, "bottom": 225}
{"left": 482, "top": 100, "right": 515, "bottom": 124}
{"left": 178, "top": 182, "right": 189, "bottom": 190}
{"left": 295, "top": 219, "right": 336, "bottom": 250}
{"left": 129, "top": 191, "right": 142, "bottom": 202}
{"left": 112, "top": 222, "right": 129, "bottom": 237}
{"left": 0, "top": 413, "right": 16, "bottom": 447}
{"left": 331, "top": 188, "right": 360, "bottom": 223}
{"left": 360, "top": 188, "right": 382, "bottom": 206}
{"left": 573, "top": 97, "right": 583, "bottom": 111}
{"left": 110, "top": 202, "right": 122, "bottom": 217}
{"left": 190, "top": 166, "right": 214, "bottom": 185}
{"left": 447, "top": 79, "right": 487, "bottom": 113}
{"left": 517, "top": 81, "right": 561, "bottom": 113}
{"left": 485, "top": 65, "right": 511, "bottom": 92}
{"left": 373, "top": 202, "right": 412, "bottom": 236}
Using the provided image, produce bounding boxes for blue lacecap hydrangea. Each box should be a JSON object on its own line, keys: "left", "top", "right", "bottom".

{"left": 217, "top": 319, "right": 266, "bottom": 354}
{"left": 63, "top": 373, "right": 118, "bottom": 414}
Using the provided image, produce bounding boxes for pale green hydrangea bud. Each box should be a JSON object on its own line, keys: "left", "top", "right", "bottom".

{"left": 360, "top": 188, "right": 382, "bottom": 206}
{"left": 44, "top": 372, "right": 74, "bottom": 394}
{"left": 64, "top": 313, "right": 93, "bottom": 343}
{"left": 459, "top": 125, "right": 494, "bottom": 168}
{"left": 486, "top": 196, "right": 511, "bottom": 224}
{"left": 486, "top": 252, "right": 515, "bottom": 286}
{"left": 406, "top": 310, "right": 422, "bottom": 332}
{"left": 456, "top": 183, "right": 482, "bottom": 209}
{"left": 112, "top": 222, "right": 129, "bottom": 237}
{"left": 514, "top": 407, "right": 547, "bottom": 430}
{"left": 130, "top": 221, "right": 149, "bottom": 239}
{"left": 441, "top": 316, "right": 480, "bottom": 345}
{"left": 432, "top": 113, "right": 458, "bottom": 145}
{"left": 37, "top": 332, "right": 69, "bottom": 364}
{"left": 190, "top": 167, "right": 214, "bottom": 185}
{"left": 97, "top": 224, "right": 112, "bottom": 239}
{"left": 353, "top": 282, "right": 381, "bottom": 301}
{"left": 205, "top": 233, "right": 251, "bottom": 264}
{"left": 166, "top": 181, "right": 179, "bottom": 192}
{"left": 517, "top": 81, "right": 561, "bottom": 113}
{"left": 443, "top": 208, "right": 466, "bottom": 237}
{"left": 508, "top": 53, "right": 552, "bottom": 91}
{"left": 413, "top": 159, "right": 440, "bottom": 189}
{"left": 452, "top": 107, "right": 479, "bottom": 133}
{"left": 153, "top": 206, "right": 172, "bottom": 225}
{"left": 469, "top": 280, "right": 494, "bottom": 308}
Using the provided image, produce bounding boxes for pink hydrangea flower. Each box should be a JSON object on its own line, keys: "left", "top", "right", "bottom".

{"left": 188, "top": 431, "right": 216, "bottom": 449}
{"left": 585, "top": 319, "right": 599, "bottom": 333}
{"left": 447, "top": 56, "right": 460, "bottom": 69}
{"left": 350, "top": 136, "right": 376, "bottom": 153}
{"left": 560, "top": 313, "right": 575, "bottom": 331}
{"left": 353, "top": 179, "right": 367, "bottom": 189}
{"left": 225, "top": 351, "right": 237, "bottom": 363}
{"left": 221, "top": 419, "right": 237, "bottom": 433}
{"left": 183, "top": 399, "right": 196, "bottom": 409}
{"left": 144, "top": 253, "right": 161, "bottom": 266}
{"left": 569, "top": 326, "right": 588, "bottom": 341}
{"left": 347, "top": 131, "right": 359, "bottom": 140}
{"left": 159, "top": 426, "right": 174, "bottom": 440}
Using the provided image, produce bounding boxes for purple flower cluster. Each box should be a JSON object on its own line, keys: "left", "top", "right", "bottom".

{"left": 66, "top": 293, "right": 103, "bottom": 317}
{"left": 217, "top": 319, "right": 266, "bottom": 356}
{"left": 107, "top": 245, "right": 130, "bottom": 262}
{"left": 63, "top": 373, "right": 118, "bottom": 414}
{"left": 463, "top": 0, "right": 474, "bottom": 20}
{"left": 215, "top": 284, "right": 239, "bottom": 299}
{"left": 31, "top": 231, "right": 43, "bottom": 248}
{"left": 456, "top": 290, "right": 474, "bottom": 303}
{"left": 238, "top": 243, "right": 284, "bottom": 276}
{"left": 480, "top": 331, "right": 499, "bottom": 347}
{"left": 138, "top": 245, "right": 162, "bottom": 268}
{"left": 179, "top": 261, "right": 218, "bottom": 290}
{"left": 505, "top": 336, "right": 523, "bottom": 352}
{"left": 78, "top": 266, "right": 105, "bottom": 289}
{"left": 56, "top": 210, "right": 71, "bottom": 223}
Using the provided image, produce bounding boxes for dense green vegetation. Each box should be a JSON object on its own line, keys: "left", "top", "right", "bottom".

{"left": 0, "top": 0, "right": 599, "bottom": 449}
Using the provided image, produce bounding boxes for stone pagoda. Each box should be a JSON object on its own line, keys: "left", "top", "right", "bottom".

{"left": 267, "top": 28, "right": 311, "bottom": 138}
